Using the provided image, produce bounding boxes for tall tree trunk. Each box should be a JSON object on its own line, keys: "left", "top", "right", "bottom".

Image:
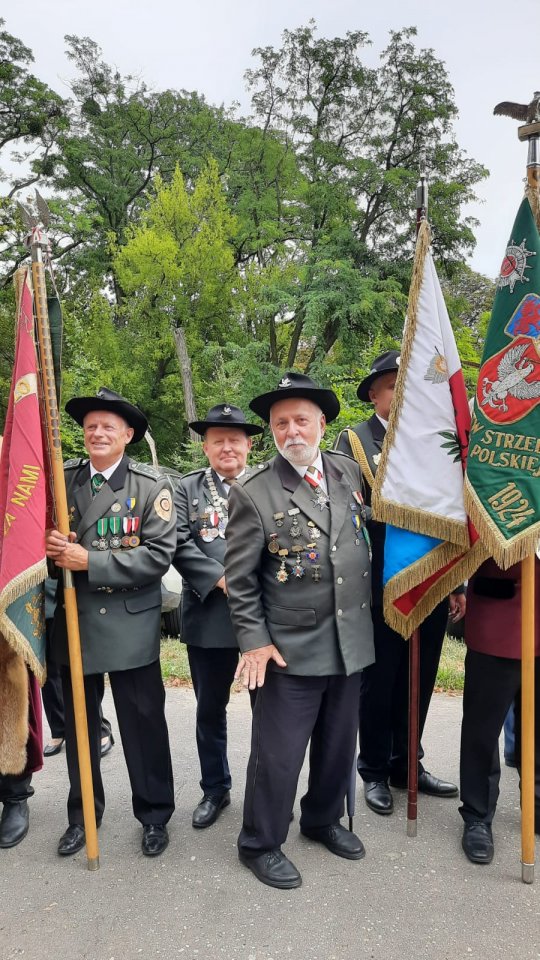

{"left": 173, "top": 325, "right": 199, "bottom": 442}
{"left": 269, "top": 315, "right": 279, "bottom": 365}
{"left": 286, "top": 305, "right": 305, "bottom": 369}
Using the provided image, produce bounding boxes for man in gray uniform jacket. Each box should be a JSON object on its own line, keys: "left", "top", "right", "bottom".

{"left": 225, "top": 372, "right": 375, "bottom": 889}
{"left": 46, "top": 388, "right": 176, "bottom": 858}
{"left": 173, "top": 404, "right": 262, "bottom": 829}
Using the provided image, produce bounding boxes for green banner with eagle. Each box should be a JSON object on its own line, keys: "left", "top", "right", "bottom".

{"left": 465, "top": 195, "right": 540, "bottom": 567}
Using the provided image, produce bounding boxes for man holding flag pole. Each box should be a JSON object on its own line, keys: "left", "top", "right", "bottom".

{"left": 463, "top": 101, "right": 540, "bottom": 882}
{"left": 368, "top": 176, "right": 486, "bottom": 835}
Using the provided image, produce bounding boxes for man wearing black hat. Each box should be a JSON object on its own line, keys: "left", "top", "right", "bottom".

{"left": 46, "top": 388, "right": 176, "bottom": 858}
{"left": 225, "top": 373, "right": 375, "bottom": 889}
{"left": 336, "top": 352, "right": 462, "bottom": 816}
{"left": 172, "top": 404, "right": 262, "bottom": 829}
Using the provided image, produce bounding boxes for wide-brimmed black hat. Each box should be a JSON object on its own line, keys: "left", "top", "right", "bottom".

{"left": 250, "top": 372, "right": 340, "bottom": 424}
{"left": 65, "top": 387, "right": 148, "bottom": 444}
{"left": 189, "top": 404, "right": 263, "bottom": 437}
{"left": 357, "top": 350, "right": 400, "bottom": 402}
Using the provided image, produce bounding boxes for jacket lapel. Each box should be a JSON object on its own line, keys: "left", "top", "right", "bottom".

{"left": 75, "top": 455, "right": 129, "bottom": 540}
{"left": 324, "top": 452, "right": 350, "bottom": 545}
{"left": 275, "top": 454, "right": 331, "bottom": 536}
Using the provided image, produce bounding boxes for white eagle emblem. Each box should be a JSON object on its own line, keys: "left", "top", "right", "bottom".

{"left": 279, "top": 377, "right": 292, "bottom": 388}
{"left": 481, "top": 343, "right": 540, "bottom": 412}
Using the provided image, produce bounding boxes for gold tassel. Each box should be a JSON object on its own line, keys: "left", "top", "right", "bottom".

{"left": 464, "top": 480, "right": 540, "bottom": 571}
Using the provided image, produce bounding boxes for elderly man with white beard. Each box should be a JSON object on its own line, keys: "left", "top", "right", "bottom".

{"left": 224, "top": 372, "right": 375, "bottom": 889}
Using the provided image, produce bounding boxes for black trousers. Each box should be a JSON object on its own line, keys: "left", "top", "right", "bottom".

{"left": 238, "top": 671, "right": 362, "bottom": 857}
{"left": 43, "top": 621, "right": 110, "bottom": 741}
{"left": 0, "top": 774, "right": 33, "bottom": 803}
{"left": 358, "top": 600, "right": 448, "bottom": 782}
{"left": 62, "top": 660, "right": 174, "bottom": 827}
{"left": 460, "top": 649, "right": 540, "bottom": 825}
{"left": 187, "top": 645, "right": 239, "bottom": 797}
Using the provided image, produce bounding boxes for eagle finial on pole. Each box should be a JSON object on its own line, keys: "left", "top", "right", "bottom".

{"left": 494, "top": 91, "right": 540, "bottom": 123}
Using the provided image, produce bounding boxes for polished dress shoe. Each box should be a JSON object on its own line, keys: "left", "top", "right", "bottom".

{"left": 301, "top": 823, "right": 365, "bottom": 860}
{"left": 142, "top": 824, "right": 169, "bottom": 857}
{"left": 364, "top": 780, "right": 393, "bottom": 815}
{"left": 238, "top": 848, "right": 302, "bottom": 889}
{"left": 390, "top": 770, "right": 458, "bottom": 797}
{"left": 0, "top": 800, "right": 29, "bottom": 848}
{"left": 462, "top": 821, "right": 494, "bottom": 864}
{"left": 58, "top": 824, "right": 86, "bottom": 856}
{"left": 100, "top": 732, "right": 115, "bottom": 758}
{"left": 192, "top": 792, "right": 230, "bottom": 829}
{"left": 43, "top": 738, "right": 64, "bottom": 758}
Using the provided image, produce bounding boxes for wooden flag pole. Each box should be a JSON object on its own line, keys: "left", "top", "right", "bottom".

{"left": 519, "top": 126, "right": 539, "bottom": 884}
{"left": 29, "top": 223, "right": 100, "bottom": 871}
{"left": 407, "top": 627, "right": 420, "bottom": 836}
{"left": 406, "top": 173, "right": 428, "bottom": 838}
{"left": 520, "top": 552, "right": 535, "bottom": 883}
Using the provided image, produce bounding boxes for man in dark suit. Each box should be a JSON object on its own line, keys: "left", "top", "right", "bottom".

{"left": 46, "top": 388, "right": 176, "bottom": 858}
{"left": 460, "top": 557, "right": 540, "bottom": 864}
{"left": 225, "top": 373, "right": 375, "bottom": 889}
{"left": 336, "top": 351, "right": 463, "bottom": 816}
{"left": 173, "top": 404, "right": 263, "bottom": 829}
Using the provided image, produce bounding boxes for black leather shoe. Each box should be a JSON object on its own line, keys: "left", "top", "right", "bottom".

{"left": 142, "top": 824, "right": 169, "bottom": 857}
{"left": 390, "top": 770, "right": 458, "bottom": 797}
{"left": 43, "top": 738, "right": 64, "bottom": 757}
{"left": 0, "top": 800, "right": 29, "bottom": 848}
{"left": 364, "top": 780, "right": 394, "bottom": 815}
{"left": 301, "top": 823, "right": 366, "bottom": 860}
{"left": 192, "top": 792, "right": 230, "bottom": 829}
{"left": 239, "top": 849, "right": 302, "bottom": 889}
{"left": 462, "top": 821, "right": 494, "bottom": 864}
{"left": 100, "top": 732, "right": 115, "bottom": 758}
{"left": 58, "top": 824, "right": 86, "bottom": 856}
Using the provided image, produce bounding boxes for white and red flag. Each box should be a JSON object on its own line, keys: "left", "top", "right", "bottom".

{"left": 371, "top": 221, "right": 486, "bottom": 637}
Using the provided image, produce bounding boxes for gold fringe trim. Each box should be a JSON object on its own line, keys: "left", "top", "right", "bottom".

{"left": 464, "top": 479, "right": 540, "bottom": 571}
{"left": 0, "top": 559, "right": 48, "bottom": 684}
{"left": 371, "top": 495, "right": 470, "bottom": 547}
{"left": 383, "top": 539, "right": 489, "bottom": 638}
{"left": 526, "top": 185, "right": 540, "bottom": 231}
{"left": 371, "top": 219, "right": 469, "bottom": 549}
{"left": 346, "top": 430, "right": 375, "bottom": 488}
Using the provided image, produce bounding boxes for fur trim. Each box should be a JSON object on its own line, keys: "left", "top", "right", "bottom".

{"left": 0, "top": 636, "right": 29, "bottom": 775}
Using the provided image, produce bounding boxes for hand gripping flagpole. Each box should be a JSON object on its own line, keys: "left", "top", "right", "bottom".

{"left": 405, "top": 174, "right": 429, "bottom": 839}
{"left": 517, "top": 121, "right": 539, "bottom": 885}
{"left": 22, "top": 201, "right": 100, "bottom": 871}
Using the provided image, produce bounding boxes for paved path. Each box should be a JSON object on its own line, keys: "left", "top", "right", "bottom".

{"left": 1, "top": 688, "right": 538, "bottom": 960}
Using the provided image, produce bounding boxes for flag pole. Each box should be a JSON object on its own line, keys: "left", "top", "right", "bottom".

{"left": 518, "top": 124, "right": 539, "bottom": 884}
{"left": 26, "top": 212, "right": 100, "bottom": 872}
{"left": 406, "top": 174, "right": 428, "bottom": 838}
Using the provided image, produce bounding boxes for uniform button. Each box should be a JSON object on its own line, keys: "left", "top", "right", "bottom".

{"left": 337, "top": 609, "right": 343, "bottom": 617}
{"left": 361, "top": 602, "right": 367, "bottom": 609}
{"left": 355, "top": 538, "right": 360, "bottom": 546}
{"left": 362, "top": 571, "right": 368, "bottom": 578}
{"left": 337, "top": 577, "right": 343, "bottom": 585}
{"left": 99, "top": 607, "right": 107, "bottom": 615}
{"left": 331, "top": 546, "right": 337, "bottom": 552}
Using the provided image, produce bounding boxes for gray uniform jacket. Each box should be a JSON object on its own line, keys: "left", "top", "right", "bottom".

{"left": 225, "top": 451, "right": 375, "bottom": 677}
{"left": 51, "top": 455, "right": 177, "bottom": 675}
{"left": 173, "top": 467, "right": 251, "bottom": 649}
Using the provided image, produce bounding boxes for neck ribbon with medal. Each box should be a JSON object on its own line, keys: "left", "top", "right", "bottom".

{"left": 198, "top": 468, "right": 229, "bottom": 542}
{"left": 93, "top": 497, "right": 141, "bottom": 551}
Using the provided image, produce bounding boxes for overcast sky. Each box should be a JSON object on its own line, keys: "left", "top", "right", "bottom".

{"left": 5, "top": 1, "right": 540, "bottom": 277}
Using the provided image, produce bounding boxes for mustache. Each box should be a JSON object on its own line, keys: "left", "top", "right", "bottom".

{"left": 283, "top": 439, "right": 308, "bottom": 448}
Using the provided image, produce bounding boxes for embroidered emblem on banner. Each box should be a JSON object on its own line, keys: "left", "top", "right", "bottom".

{"left": 497, "top": 238, "right": 536, "bottom": 293}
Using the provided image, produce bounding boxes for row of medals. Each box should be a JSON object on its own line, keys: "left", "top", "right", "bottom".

{"left": 92, "top": 507, "right": 140, "bottom": 551}
{"left": 268, "top": 508, "right": 322, "bottom": 583}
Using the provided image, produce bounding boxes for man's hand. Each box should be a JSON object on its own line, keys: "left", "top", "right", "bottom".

{"left": 46, "top": 529, "right": 89, "bottom": 571}
{"left": 235, "top": 644, "right": 287, "bottom": 690}
{"left": 449, "top": 592, "right": 466, "bottom": 622}
{"left": 215, "top": 575, "right": 227, "bottom": 595}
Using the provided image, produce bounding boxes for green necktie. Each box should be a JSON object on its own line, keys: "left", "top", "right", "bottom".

{"left": 91, "top": 473, "right": 106, "bottom": 496}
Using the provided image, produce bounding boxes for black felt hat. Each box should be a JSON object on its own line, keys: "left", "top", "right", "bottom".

{"left": 356, "top": 350, "right": 400, "bottom": 402}
{"left": 250, "top": 372, "right": 340, "bottom": 424}
{"left": 189, "top": 404, "right": 264, "bottom": 437}
{"left": 65, "top": 387, "right": 148, "bottom": 444}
